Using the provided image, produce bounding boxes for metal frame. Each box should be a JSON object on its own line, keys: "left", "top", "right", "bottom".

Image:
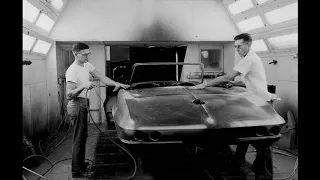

{"left": 129, "top": 62, "right": 205, "bottom": 84}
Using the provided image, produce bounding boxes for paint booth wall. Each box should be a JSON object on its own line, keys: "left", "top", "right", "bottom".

{"left": 231, "top": 51, "right": 298, "bottom": 122}
{"left": 49, "top": 0, "right": 238, "bottom": 41}
{"left": 23, "top": 44, "right": 59, "bottom": 139}
{"left": 46, "top": 43, "right": 60, "bottom": 136}
{"left": 262, "top": 55, "right": 298, "bottom": 123}
{"left": 23, "top": 59, "right": 48, "bottom": 138}
{"left": 233, "top": 51, "right": 298, "bottom": 122}
{"left": 23, "top": 43, "right": 108, "bottom": 139}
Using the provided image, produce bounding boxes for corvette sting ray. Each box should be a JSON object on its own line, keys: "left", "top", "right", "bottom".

{"left": 112, "top": 62, "right": 285, "bottom": 145}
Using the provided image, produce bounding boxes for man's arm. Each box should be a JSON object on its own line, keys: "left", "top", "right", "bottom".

{"left": 233, "top": 80, "right": 246, "bottom": 87}
{"left": 206, "top": 70, "right": 241, "bottom": 87}
{"left": 90, "top": 69, "right": 130, "bottom": 91}
{"left": 66, "top": 81, "right": 94, "bottom": 100}
{"left": 91, "top": 69, "right": 118, "bottom": 86}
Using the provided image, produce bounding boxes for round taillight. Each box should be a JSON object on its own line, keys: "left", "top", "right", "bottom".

{"left": 149, "top": 131, "right": 161, "bottom": 141}
{"left": 134, "top": 131, "right": 145, "bottom": 141}
{"left": 256, "top": 126, "right": 267, "bottom": 136}
{"left": 269, "top": 126, "right": 280, "bottom": 135}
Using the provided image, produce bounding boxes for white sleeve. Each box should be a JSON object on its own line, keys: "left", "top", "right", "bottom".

{"left": 85, "top": 62, "right": 96, "bottom": 73}
{"left": 234, "top": 57, "right": 252, "bottom": 76}
{"left": 66, "top": 69, "right": 77, "bottom": 83}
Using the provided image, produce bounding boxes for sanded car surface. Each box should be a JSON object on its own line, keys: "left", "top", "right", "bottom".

{"left": 112, "top": 63, "right": 285, "bottom": 144}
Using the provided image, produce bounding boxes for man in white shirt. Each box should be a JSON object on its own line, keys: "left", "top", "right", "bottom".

{"left": 193, "top": 33, "right": 274, "bottom": 180}
{"left": 66, "top": 42, "right": 129, "bottom": 178}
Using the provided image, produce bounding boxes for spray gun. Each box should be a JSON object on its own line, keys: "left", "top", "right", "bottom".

{"left": 269, "top": 59, "right": 277, "bottom": 65}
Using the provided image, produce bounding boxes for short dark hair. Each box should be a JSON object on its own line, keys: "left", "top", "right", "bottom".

{"left": 234, "top": 33, "right": 252, "bottom": 44}
{"left": 72, "top": 42, "right": 89, "bottom": 52}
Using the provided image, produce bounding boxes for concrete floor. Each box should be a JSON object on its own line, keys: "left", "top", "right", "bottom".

{"left": 22, "top": 123, "right": 298, "bottom": 180}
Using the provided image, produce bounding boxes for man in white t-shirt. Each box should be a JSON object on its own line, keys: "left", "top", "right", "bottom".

{"left": 65, "top": 42, "right": 129, "bottom": 178}
{"left": 193, "top": 33, "right": 274, "bottom": 179}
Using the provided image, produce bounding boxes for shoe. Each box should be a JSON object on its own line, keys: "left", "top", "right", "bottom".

{"left": 72, "top": 162, "right": 94, "bottom": 178}
{"left": 72, "top": 171, "right": 94, "bottom": 178}
{"left": 82, "top": 162, "right": 91, "bottom": 171}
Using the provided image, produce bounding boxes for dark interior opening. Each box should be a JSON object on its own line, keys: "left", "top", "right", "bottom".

{"left": 106, "top": 46, "right": 187, "bottom": 96}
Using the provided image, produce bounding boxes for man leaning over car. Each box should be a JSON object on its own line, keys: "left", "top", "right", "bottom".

{"left": 192, "top": 33, "right": 276, "bottom": 180}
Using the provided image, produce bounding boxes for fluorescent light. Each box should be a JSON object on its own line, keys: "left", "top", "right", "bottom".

{"left": 51, "top": 0, "right": 64, "bottom": 11}
{"left": 23, "top": 33, "right": 36, "bottom": 51}
{"left": 251, "top": 40, "right": 268, "bottom": 52}
{"left": 268, "top": 33, "right": 298, "bottom": 49}
{"left": 237, "top": 16, "right": 265, "bottom": 32}
{"left": 256, "top": 0, "right": 271, "bottom": 5}
{"left": 23, "top": 0, "right": 40, "bottom": 23}
{"left": 36, "top": 13, "right": 55, "bottom": 32}
{"left": 228, "top": 0, "right": 254, "bottom": 15}
{"left": 265, "top": 2, "right": 298, "bottom": 25}
{"left": 32, "top": 40, "right": 52, "bottom": 54}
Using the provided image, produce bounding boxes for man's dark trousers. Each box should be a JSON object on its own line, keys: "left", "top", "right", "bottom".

{"left": 67, "top": 97, "right": 89, "bottom": 174}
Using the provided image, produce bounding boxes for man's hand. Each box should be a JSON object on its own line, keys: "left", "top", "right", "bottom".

{"left": 225, "top": 81, "right": 235, "bottom": 88}
{"left": 113, "top": 82, "right": 130, "bottom": 92}
{"left": 82, "top": 82, "right": 95, "bottom": 90}
{"left": 189, "top": 82, "right": 207, "bottom": 89}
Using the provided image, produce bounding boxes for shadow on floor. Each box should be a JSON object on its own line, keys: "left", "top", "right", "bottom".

{"left": 91, "top": 131, "right": 215, "bottom": 180}
{"left": 22, "top": 123, "right": 298, "bottom": 180}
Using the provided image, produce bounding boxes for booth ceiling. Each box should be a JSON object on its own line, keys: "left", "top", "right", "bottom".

{"left": 222, "top": 0, "right": 297, "bottom": 56}
{"left": 23, "top": 0, "right": 67, "bottom": 60}
{"left": 23, "top": 0, "right": 298, "bottom": 60}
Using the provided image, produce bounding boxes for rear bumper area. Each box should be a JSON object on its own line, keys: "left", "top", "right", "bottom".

{"left": 115, "top": 125, "right": 282, "bottom": 145}
{"left": 236, "top": 134, "right": 281, "bottom": 142}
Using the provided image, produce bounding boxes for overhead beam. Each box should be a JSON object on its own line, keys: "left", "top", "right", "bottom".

{"left": 222, "top": 0, "right": 297, "bottom": 54}
{"left": 38, "top": 0, "right": 69, "bottom": 17}
{"left": 39, "top": 0, "right": 61, "bottom": 17}
{"left": 23, "top": 51, "right": 46, "bottom": 60}
{"left": 251, "top": 25, "right": 297, "bottom": 40}
{"left": 27, "top": 0, "right": 58, "bottom": 21}
{"left": 251, "top": 0, "right": 270, "bottom": 27}
{"left": 23, "top": 26, "right": 54, "bottom": 44}
{"left": 249, "top": 19, "right": 297, "bottom": 36}
{"left": 230, "top": 0, "right": 297, "bottom": 22}
{"left": 256, "top": 48, "right": 298, "bottom": 58}
{"left": 23, "top": 19, "right": 49, "bottom": 37}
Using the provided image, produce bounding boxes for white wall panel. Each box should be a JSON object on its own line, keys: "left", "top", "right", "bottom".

{"left": 49, "top": 0, "right": 238, "bottom": 41}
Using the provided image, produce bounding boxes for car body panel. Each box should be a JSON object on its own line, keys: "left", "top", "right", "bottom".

{"left": 114, "top": 86, "right": 284, "bottom": 130}
{"left": 112, "top": 63, "right": 285, "bottom": 144}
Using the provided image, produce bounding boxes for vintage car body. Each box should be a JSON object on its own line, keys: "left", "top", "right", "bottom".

{"left": 112, "top": 63, "right": 286, "bottom": 144}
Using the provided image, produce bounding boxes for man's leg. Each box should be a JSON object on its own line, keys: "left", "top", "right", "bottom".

{"left": 230, "top": 143, "right": 249, "bottom": 170}
{"left": 69, "top": 100, "right": 89, "bottom": 175}
{"left": 198, "top": 138, "right": 232, "bottom": 179}
{"left": 252, "top": 142, "right": 273, "bottom": 180}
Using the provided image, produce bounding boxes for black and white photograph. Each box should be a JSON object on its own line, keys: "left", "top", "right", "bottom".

{"left": 23, "top": 0, "right": 298, "bottom": 180}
